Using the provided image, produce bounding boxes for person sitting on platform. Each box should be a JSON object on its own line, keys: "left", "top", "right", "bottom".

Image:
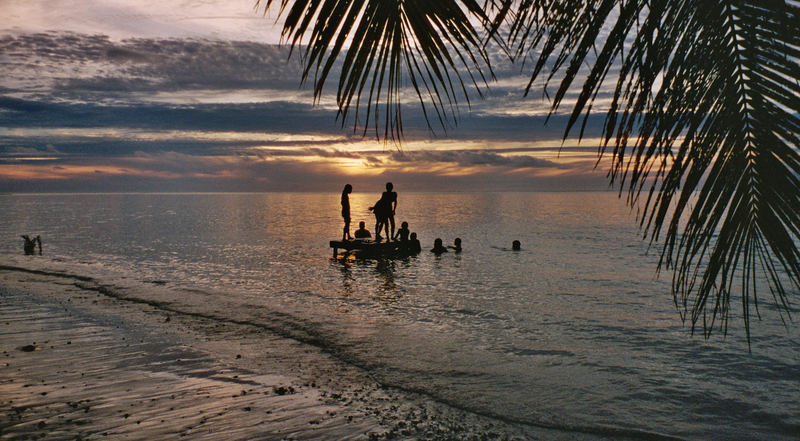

{"left": 449, "top": 237, "right": 462, "bottom": 253}
{"left": 431, "top": 238, "right": 448, "bottom": 254}
{"left": 409, "top": 232, "right": 422, "bottom": 253}
{"left": 354, "top": 221, "right": 371, "bottom": 239}
{"left": 395, "top": 221, "right": 410, "bottom": 242}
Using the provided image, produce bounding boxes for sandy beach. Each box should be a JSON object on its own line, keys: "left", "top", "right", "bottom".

{"left": 0, "top": 257, "right": 578, "bottom": 441}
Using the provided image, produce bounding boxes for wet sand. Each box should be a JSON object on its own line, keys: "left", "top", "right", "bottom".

{"left": 0, "top": 258, "right": 574, "bottom": 441}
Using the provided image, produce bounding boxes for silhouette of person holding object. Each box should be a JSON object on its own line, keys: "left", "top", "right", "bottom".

{"left": 21, "top": 235, "right": 42, "bottom": 255}
{"left": 369, "top": 182, "right": 397, "bottom": 241}
{"left": 431, "top": 238, "right": 448, "bottom": 254}
{"left": 354, "top": 221, "right": 371, "bottom": 239}
{"left": 341, "top": 184, "right": 353, "bottom": 240}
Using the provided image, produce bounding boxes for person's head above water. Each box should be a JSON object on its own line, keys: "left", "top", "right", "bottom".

{"left": 432, "top": 238, "right": 447, "bottom": 253}
{"left": 512, "top": 240, "right": 521, "bottom": 251}
{"left": 454, "top": 238, "right": 461, "bottom": 246}
{"left": 385, "top": 182, "right": 393, "bottom": 191}
{"left": 343, "top": 184, "right": 352, "bottom": 193}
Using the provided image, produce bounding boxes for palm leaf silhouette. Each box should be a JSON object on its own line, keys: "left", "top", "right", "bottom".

{"left": 256, "top": 0, "right": 496, "bottom": 140}
{"left": 510, "top": 0, "right": 800, "bottom": 343}
{"left": 261, "top": 0, "right": 800, "bottom": 343}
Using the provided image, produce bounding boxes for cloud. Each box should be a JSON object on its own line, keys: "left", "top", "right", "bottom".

{"left": 388, "top": 150, "right": 567, "bottom": 169}
{"left": 0, "top": 30, "right": 619, "bottom": 193}
{"left": 1, "top": 32, "right": 305, "bottom": 97}
{"left": 0, "top": 0, "right": 284, "bottom": 42}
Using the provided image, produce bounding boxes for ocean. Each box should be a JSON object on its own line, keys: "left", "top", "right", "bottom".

{"left": 1, "top": 192, "right": 798, "bottom": 440}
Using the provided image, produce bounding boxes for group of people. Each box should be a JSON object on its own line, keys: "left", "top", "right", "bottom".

{"left": 341, "top": 182, "right": 423, "bottom": 255}
{"left": 341, "top": 182, "right": 417, "bottom": 244}
{"left": 430, "top": 237, "right": 462, "bottom": 254}
{"left": 340, "top": 183, "right": 520, "bottom": 255}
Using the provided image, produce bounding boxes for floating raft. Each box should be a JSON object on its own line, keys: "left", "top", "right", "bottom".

{"left": 330, "top": 239, "right": 415, "bottom": 258}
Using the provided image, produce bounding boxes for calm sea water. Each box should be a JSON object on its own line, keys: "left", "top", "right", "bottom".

{"left": 2, "top": 192, "right": 798, "bottom": 440}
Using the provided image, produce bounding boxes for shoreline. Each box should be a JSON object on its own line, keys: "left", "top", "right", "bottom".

{"left": 1, "top": 257, "right": 574, "bottom": 441}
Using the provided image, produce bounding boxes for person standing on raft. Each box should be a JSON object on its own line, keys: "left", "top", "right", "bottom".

{"left": 341, "top": 184, "right": 353, "bottom": 240}
{"left": 369, "top": 182, "right": 397, "bottom": 241}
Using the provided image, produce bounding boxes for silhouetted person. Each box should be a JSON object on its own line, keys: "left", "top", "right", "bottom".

{"left": 370, "top": 182, "right": 397, "bottom": 240}
{"left": 369, "top": 208, "right": 387, "bottom": 242}
{"left": 409, "top": 232, "right": 422, "bottom": 253}
{"left": 354, "top": 221, "right": 371, "bottom": 239}
{"left": 21, "top": 235, "right": 41, "bottom": 255}
{"left": 396, "top": 221, "right": 410, "bottom": 242}
{"left": 431, "top": 238, "right": 448, "bottom": 254}
{"left": 512, "top": 240, "right": 521, "bottom": 251}
{"left": 449, "top": 237, "right": 462, "bottom": 253}
{"left": 341, "top": 184, "right": 353, "bottom": 240}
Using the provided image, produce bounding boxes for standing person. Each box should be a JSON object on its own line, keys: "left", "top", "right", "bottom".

{"left": 369, "top": 201, "right": 387, "bottom": 242}
{"left": 341, "top": 184, "right": 353, "bottom": 240}
{"left": 369, "top": 182, "right": 397, "bottom": 241}
{"left": 383, "top": 182, "right": 398, "bottom": 239}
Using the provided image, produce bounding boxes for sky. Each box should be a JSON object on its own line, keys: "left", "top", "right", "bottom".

{"left": 0, "top": 0, "right": 619, "bottom": 193}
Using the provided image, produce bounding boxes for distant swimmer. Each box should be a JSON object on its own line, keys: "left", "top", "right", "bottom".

{"left": 431, "top": 238, "right": 448, "bottom": 254}
{"left": 512, "top": 240, "right": 521, "bottom": 251}
{"left": 354, "top": 221, "right": 371, "bottom": 239}
{"left": 449, "top": 237, "right": 462, "bottom": 253}
{"left": 341, "top": 184, "right": 353, "bottom": 241}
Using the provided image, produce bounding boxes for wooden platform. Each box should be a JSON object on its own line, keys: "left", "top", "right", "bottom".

{"left": 330, "top": 239, "right": 414, "bottom": 258}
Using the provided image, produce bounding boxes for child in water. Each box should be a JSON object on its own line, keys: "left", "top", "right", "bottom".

{"left": 431, "top": 238, "right": 448, "bottom": 254}
{"left": 409, "top": 233, "right": 422, "bottom": 253}
{"left": 396, "top": 221, "right": 410, "bottom": 242}
{"left": 354, "top": 221, "right": 371, "bottom": 239}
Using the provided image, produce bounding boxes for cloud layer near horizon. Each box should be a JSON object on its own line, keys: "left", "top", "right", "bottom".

{"left": 0, "top": 29, "right": 615, "bottom": 193}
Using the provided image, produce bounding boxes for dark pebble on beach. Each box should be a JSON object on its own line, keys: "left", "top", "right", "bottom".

{"left": 273, "top": 386, "right": 295, "bottom": 395}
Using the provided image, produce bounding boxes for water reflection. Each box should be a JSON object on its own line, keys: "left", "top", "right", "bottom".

{"left": 334, "top": 254, "right": 409, "bottom": 303}
{"left": 374, "top": 258, "right": 397, "bottom": 295}
{"left": 335, "top": 258, "right": 355, "bottom": 298}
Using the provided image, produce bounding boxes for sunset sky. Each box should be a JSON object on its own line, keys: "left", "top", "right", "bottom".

{"left": 0, "top": 0, "right": 619, "bottom": 193}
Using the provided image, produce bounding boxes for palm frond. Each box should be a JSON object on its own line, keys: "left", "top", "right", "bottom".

{"left": 512, "top": 0, "right": 800, "bottom": 343}
{"left": 257, "top": 0, "right": 495, "bottom": 140}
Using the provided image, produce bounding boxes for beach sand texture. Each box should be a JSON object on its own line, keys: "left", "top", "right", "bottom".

{"left": 0, "top": 259, "right": 576, "bottom": 441}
